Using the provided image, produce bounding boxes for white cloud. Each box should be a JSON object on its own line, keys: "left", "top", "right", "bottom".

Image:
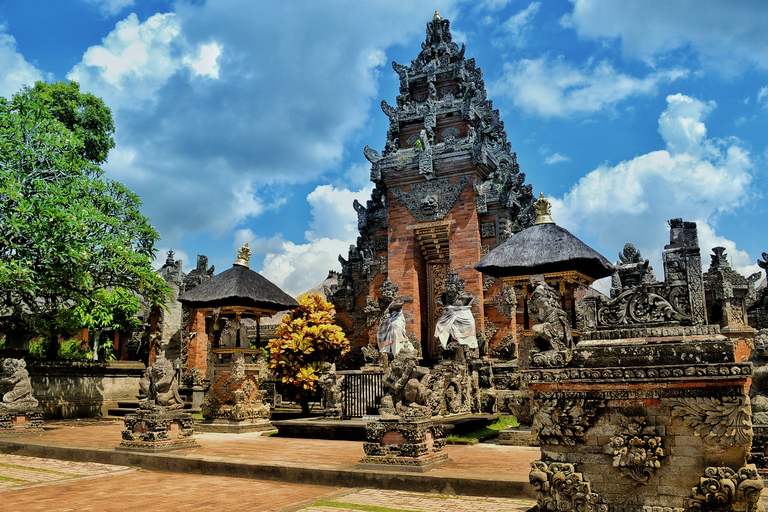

{"left": 498, "top": 2, "right": 540, "bottom": 47}
{"left": 493, "top": 56, "right": 687, "bottom": 117}
{"left": 564, "top": 0, "right": 768, "bottom": 72}
{"left": 551, "top": 93, "right": 753, "bottom": 273}
{"left": 259, "top": 184, "right": 373, "bottom": 296}
{"left": 758, "top": 86, "right": 768, "bottom": 108}
{"left": 0, "top": 30, "right": 44, "bottom": 99}
{"left": 67, "top": 3, "right": 461, "bottom": 250}
{"left": 82, "top": 0, "right": 135, "bottom": 17}
{"left": 544, "top": 153, "right": 570, "bottom": 165}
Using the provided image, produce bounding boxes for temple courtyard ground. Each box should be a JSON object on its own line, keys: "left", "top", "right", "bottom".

{"left": 0, "top": 419, "right": 539, "bottom": 511}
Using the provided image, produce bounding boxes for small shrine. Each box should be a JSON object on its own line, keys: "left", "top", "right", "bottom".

{"left": 118, "top": 356, "right": 196, "bottom": 451}
{"left": 178, "top": 244, "right": 298, "bottom": 433}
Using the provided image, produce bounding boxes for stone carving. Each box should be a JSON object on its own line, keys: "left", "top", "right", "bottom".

{"left": 493, "top": 283, "right": 516, "bottom": 320}
{"left": 482, "top": 273, "right": 495, "bottom": 291}
{"left": 686, "top": 466, "right": 763, "bottom": 512}
{"left": 524, "top": 362, "right": 752, "bottom": 385}
{"left": 703, "top": 247, "right": 752, "bottom": 329}
{"left": 318, "top": 362, "right": 344, "bottom": 419}
{"left": 480, "top": 222, "right": 495, "bottom": 238}
{"left": 529, "top": 461, "right": 608, "bottom": 512}
{"left": 368, "top": 277, "right": 409, "bottom": 356}
{"left": 490, "top": 332, "right": 517, "bottom": 360}
{"left": 529, "top": 282, "right": 573, "bottom": 367}
{"left": 610, "top": 242, "right": 656, "bottom": 298}
{"left": 434, "top": 268, "right": 477, "bottom": 363}
{"left": 417, "top": 129, "right": 434, "bottom": 180}
{"left": 604, "top": 416, "right": 664, "bottom": 486}
{"left": 667, "top": 396, "right": 753, "bottom": 447}
{"left": 0, "top": 359, "right": 37, "bottom": 409}
{"left": 380, "top": 346, "right": 432, "bottom": 419}
{"left": 749, "top": 329, "right": 768, "bottom": 425}
{"left": 390, "top": 176, "right": 472, "bottom": 223}
{"left": 441, "top": 127, "right": 460, "bottom": 150}
{"left": 140, "top": 357, "right": 184, "bottom": 411}
{"left": 532, "top": 397, "right": 602, "bottom": 446}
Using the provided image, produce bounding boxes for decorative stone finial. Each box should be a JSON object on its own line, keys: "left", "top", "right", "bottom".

{"left": 234, "top": 243, "right": 252, "bottom": 268}
{"left": 533, "top": 192, "right": 555, "bottom": 225}
{"left": 433, "top": 10, "right": 441, "bottom": 20}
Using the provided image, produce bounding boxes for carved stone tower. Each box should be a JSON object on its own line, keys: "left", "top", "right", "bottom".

{"left": 332, "top": 13, "right": 535, "bottom": 361}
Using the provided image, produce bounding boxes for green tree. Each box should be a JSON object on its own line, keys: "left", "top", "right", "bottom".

{"left": 25, "top": 81, "right": 115, "bottom": 165}
{"left": 267, "top": 293, "right": 350, "bottom": 414}
{"left": 0, "top": 82, "right": 169, "bottom": 358}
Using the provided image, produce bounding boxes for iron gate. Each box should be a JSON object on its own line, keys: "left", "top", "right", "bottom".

{"left": 339, "top": 371, "right": 384, "bottom": 419}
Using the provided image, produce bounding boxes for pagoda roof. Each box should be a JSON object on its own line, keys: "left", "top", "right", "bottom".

{"left": 475, "top": 222, "right": 614, "bottom": 281}
{"left": 178, "top": 264, "right": 298, "bottom": 312}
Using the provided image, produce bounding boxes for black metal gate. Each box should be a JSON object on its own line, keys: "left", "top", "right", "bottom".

{"left": 340, "top": 371, "right": 384, "bottom": 419}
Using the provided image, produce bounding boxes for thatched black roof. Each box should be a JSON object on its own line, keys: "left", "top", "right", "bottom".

{"left": 475, "top": 222, "right": 613, "bottom": 280}
{"left": 178, "top": 264, "right": 299, "bottom": 312}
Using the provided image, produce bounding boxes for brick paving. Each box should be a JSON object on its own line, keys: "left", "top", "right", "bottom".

{"left": 295, "top": 488, "right": 536, "bottom": 512}
{"left": 0, "top": 420, "right": 541, "bottom": 511}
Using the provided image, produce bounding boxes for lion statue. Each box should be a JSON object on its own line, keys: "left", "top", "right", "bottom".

{"left": 140, "top": 357, "right": 184, "bottom": 411}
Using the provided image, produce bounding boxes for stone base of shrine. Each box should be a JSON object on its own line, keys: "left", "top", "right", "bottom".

{"left": 117, "top": 409, "right": 198, "bottom": 452}
{"left": 0, "top": 409, "right": 44, "bottom": 435}
{"left": 357, "top": 451, "right": 451, "bottom": 472}
{"left": 359, "top": 418, "right": 449, "bottom": 472}
{"left": 195, "top": 418, "right": 274, "bottom": 434}
{"left": 497, "top": 427, "right": 537, "bottom": 447}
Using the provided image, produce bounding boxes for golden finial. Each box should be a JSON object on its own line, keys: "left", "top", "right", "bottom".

{"left": 434, "top": 10, "right": 442, "bottom": 20}
{"left": 234, "top": 242, "right": 252, "bottom": 268}
{"left": 533, "top": 192, "right": 555, "bottom": 225}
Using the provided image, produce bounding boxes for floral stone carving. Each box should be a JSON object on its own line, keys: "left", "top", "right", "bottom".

{"left": 667, "top": 396, "right": 753, "bottom": 447}
{"left": 686, "top": 465, "right": 763, "bottom": 512}
{"left": 529, "top": 460, "right": 608, "bottom": 512}
{"left": 532, "top": 397, "right": 603, "bottom": 446}
{"left": 604, "top": 416, "right": 664, "bottom": 486}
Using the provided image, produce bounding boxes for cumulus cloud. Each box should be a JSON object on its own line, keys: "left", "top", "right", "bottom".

{"left": 66, "top": 3, "right": 461, "bottom": 252}
{"left": 551, "top": 93, "right": 753, "bottom": 273}
{"left": 259, "top": 184, "right": 373, "bottom": 296}
{"left": 759, "top": 86, "right": 768, "bottom": 109}
{"left": 0, "top": 30, "right": 44, "bottom": 98}
{"left": 493, "top": 56, "right": 686, "bottom": 117}
{"left": 563, "top": 0, "right": 768, "bottom": 72}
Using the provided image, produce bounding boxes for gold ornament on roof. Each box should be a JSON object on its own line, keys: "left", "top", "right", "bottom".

{"left": 234, "top": 243, "right": 252, "bottom": 268}
{"left": 533, "top": 192, "right": 555, "bottom": 225}
{"left": 434, "top": 10, "right": 441, "bottom": 20}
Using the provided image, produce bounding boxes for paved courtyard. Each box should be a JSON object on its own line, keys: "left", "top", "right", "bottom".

{"left": 0, "top": 453, "right": 536, "bottom": 512}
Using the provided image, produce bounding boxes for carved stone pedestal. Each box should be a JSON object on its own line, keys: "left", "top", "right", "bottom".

{"left": 0, "top": 409, "right": 43, "bottom": 435}
{"left": 197, "top": 348, "right": 273, "bottom": 433}
{"left": 118, "top": 410, "right": 197, "bottom": 452}
{"left": 358, "top": 418, "right": 450, "bottom": 472}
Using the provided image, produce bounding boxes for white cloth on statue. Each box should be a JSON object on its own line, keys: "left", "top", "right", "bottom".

{"left": 435, "top": 305, "right": 477, "bottom": 349}
{"left": 377, "top": 309, "right": 409, "bottom": 354}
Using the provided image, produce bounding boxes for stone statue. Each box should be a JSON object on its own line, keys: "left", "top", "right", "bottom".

{"left": 611, "top": 243, "right": 655, "bottom": 298}
{"left": 318, "top": 362, "right": 344, "bottom": 418}
{"left": 529, "top": 282, "right": 574, "bottom": 367}
{"left": 434, "top": 268, "right": 477, "bottom": 364}
{"left": 374, "top": 277, "right": 409, "bottom": 356}
{"left": 0, "top": 358, "right": 37, "bottom": 409}
{"left": 380, "top": 346, "right": 431, "bottom": 418}
{"left": 140, "top": 356, "right": 184, "bottom": 411}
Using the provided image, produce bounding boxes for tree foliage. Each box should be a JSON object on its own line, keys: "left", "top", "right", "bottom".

{"left": 267, "top": 293, "right": 350, "bottom": 401}
{"left": 0, "top": 82, "right": 169, "bottom": 357}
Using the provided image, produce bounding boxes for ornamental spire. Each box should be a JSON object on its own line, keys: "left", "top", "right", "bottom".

{"left": 234, "top": 242, "right": 252, "bottom": 268}
{"left": 533, "top": 192, "right": 555, "bottom": 225}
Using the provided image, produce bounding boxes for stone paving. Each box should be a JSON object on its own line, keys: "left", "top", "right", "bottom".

{"left": 0, "top": 453, "right": 536, "bottom": 512}
{"left": 293, "top": 488, "right": 536, "bottom": 512}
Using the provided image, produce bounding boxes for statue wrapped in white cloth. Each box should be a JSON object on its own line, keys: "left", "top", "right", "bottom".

{"left": 375, "top": 277, "right": 410, "bottom": 356}
{"left": 434, "top": 269, "right": 477, "bottom": 364}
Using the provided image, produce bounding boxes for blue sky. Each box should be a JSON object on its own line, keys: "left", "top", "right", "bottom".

{"left": 1, "top": 0, "right": 766, "bottom": 295}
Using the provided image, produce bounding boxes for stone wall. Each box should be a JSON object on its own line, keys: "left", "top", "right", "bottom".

{"left": 27, "top": 360, "right": 145, "bottom": 419}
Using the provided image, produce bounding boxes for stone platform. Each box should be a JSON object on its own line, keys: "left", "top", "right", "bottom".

{"left": 0, "top": 419, "right": 539, "bottom": 499}
{"left": 0, "top": 409, "right": 44, "bottom": 436}
{"left": 117, "top": 410, "right": 197, "bottom": 452}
